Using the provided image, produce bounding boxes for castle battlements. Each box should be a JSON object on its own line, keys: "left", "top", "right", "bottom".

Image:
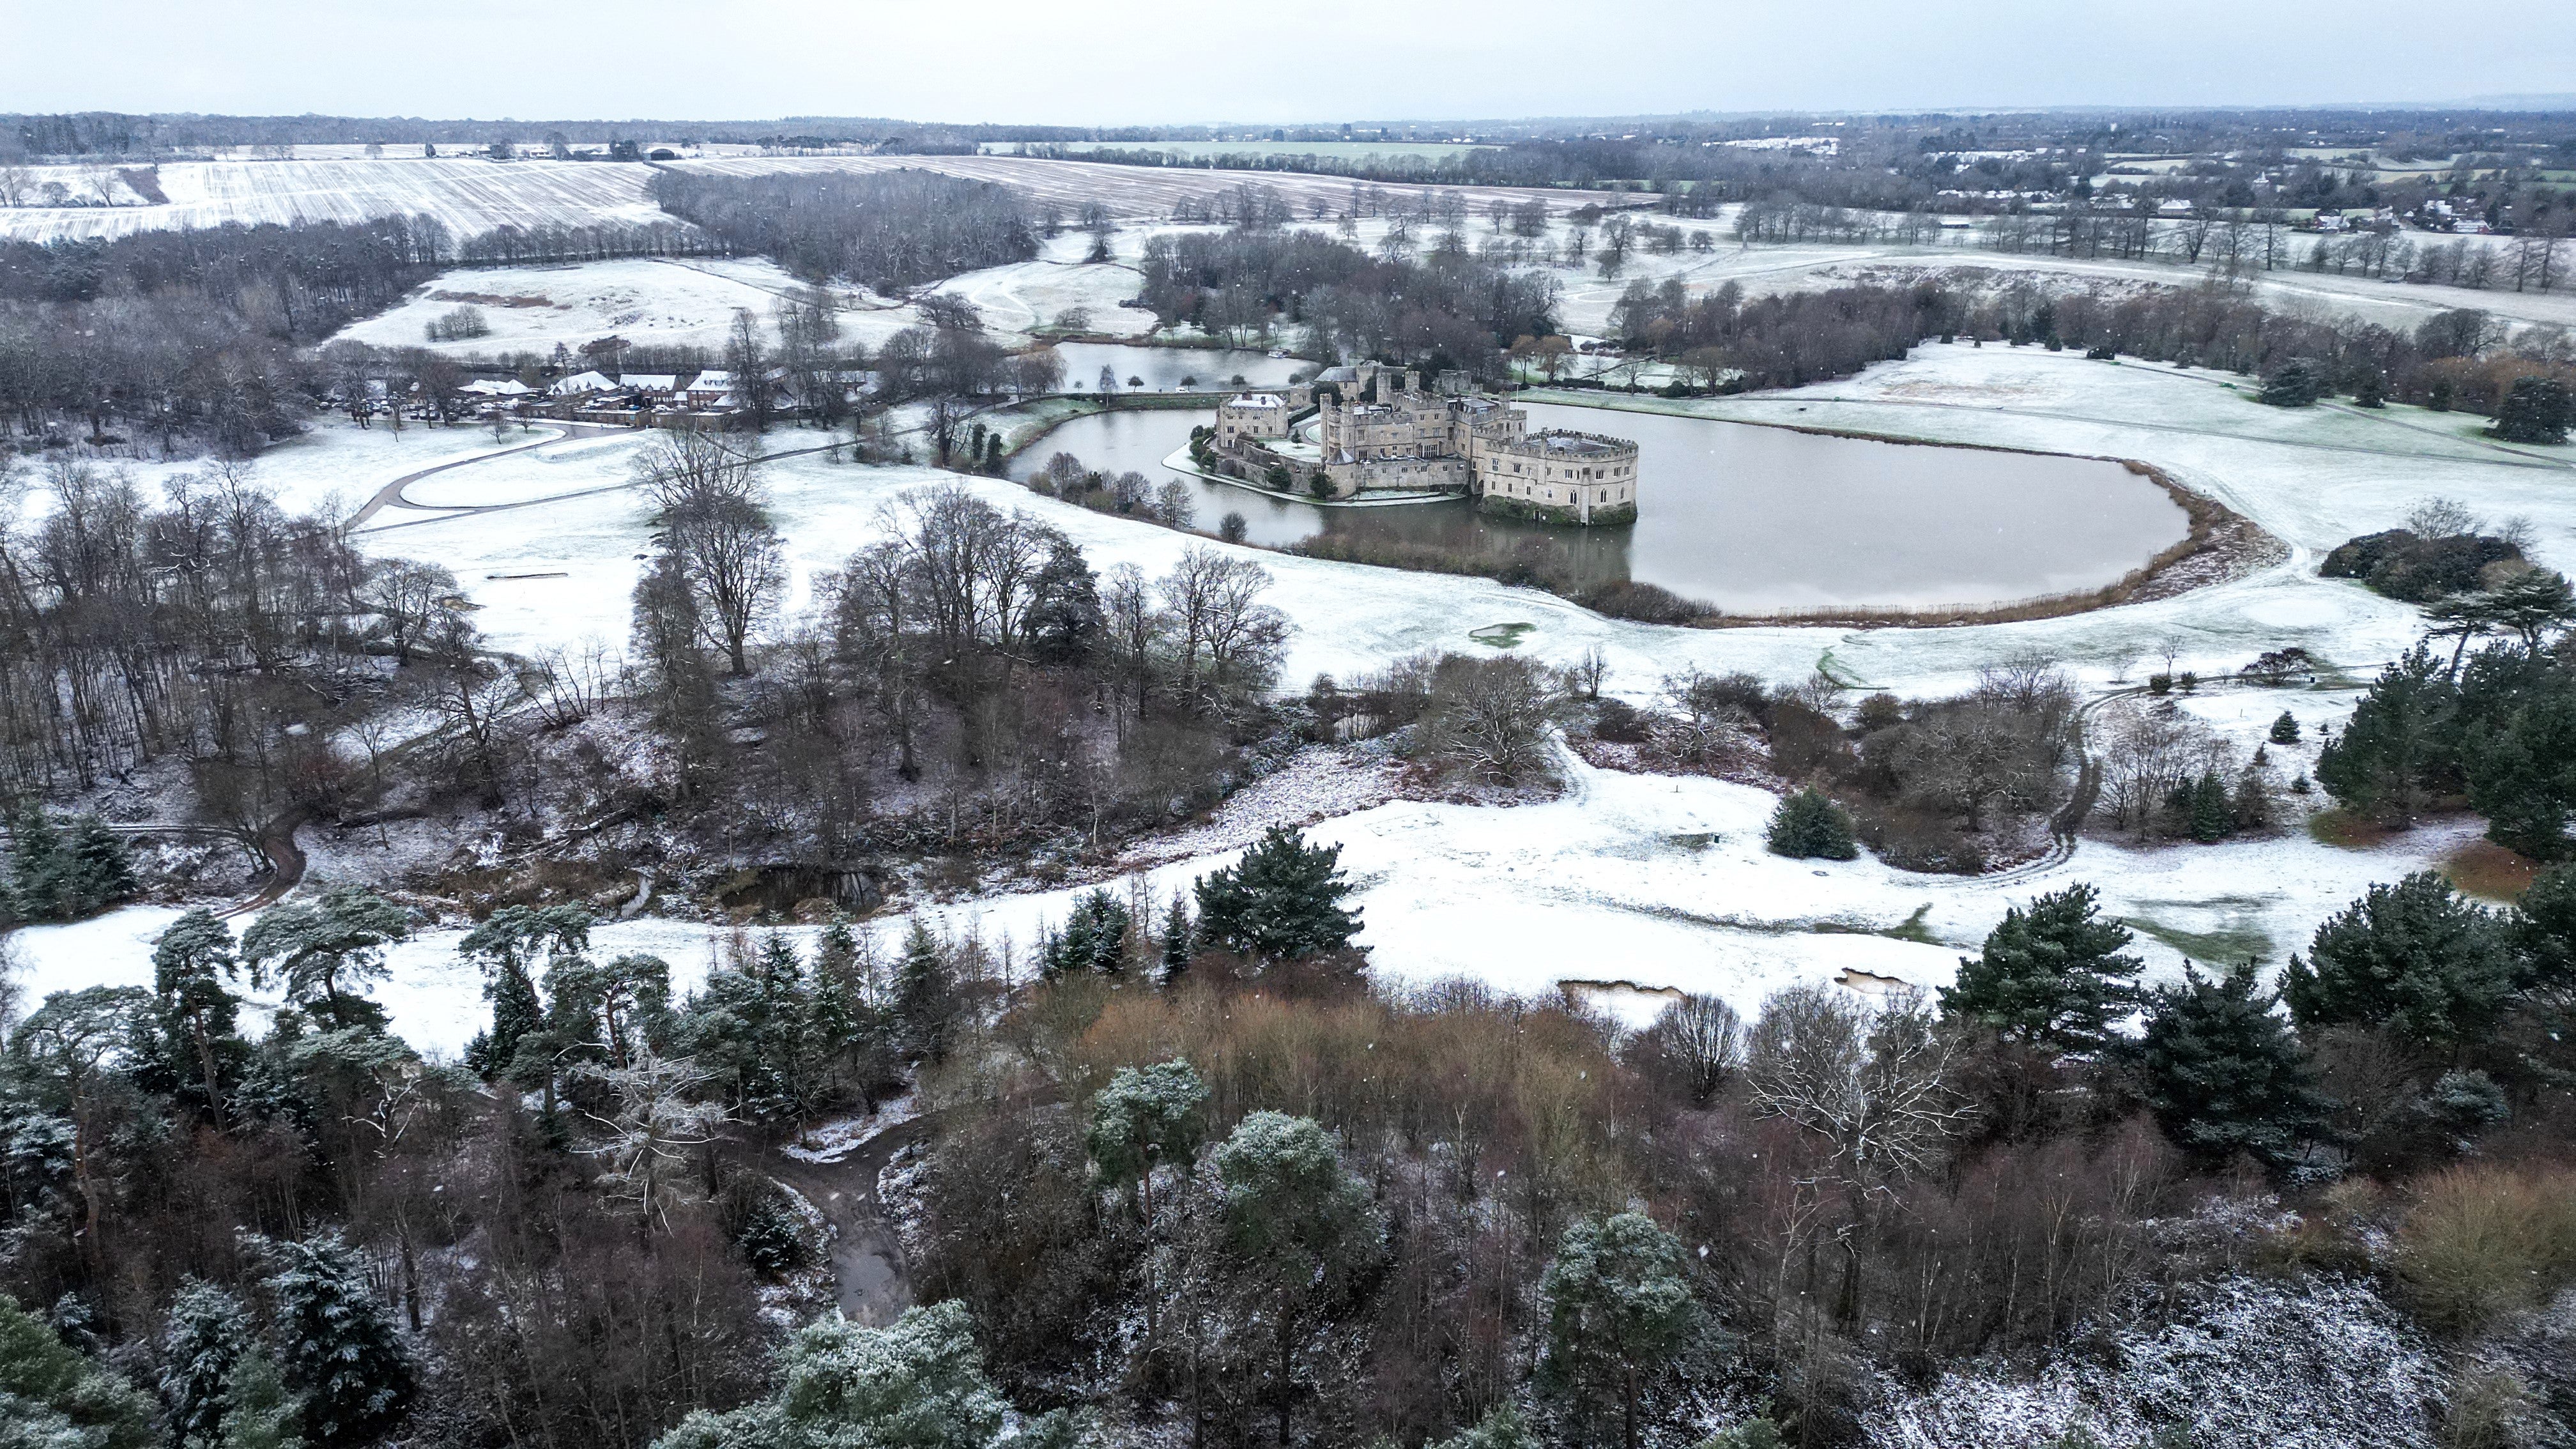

{"left": 1206, "top": 362, "right": 1638, "bottom": 525}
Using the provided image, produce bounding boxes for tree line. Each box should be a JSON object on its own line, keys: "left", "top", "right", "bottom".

{"left": 647, "top": 169, "right": 1039, "bottom": 294}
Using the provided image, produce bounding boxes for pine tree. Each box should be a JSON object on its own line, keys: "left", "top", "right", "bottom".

{"left": 894, "top": 920, "right": 956, "bottom": 1062}
{"left": 150, "top": 909, "right": 247, "bottom": 1122}
{"left": 2461, "top": 686, "right": 2576, "bottom": 859}
{"left": 65, "top": 815, "right": 136, "bottom": 908}
{"left": 2351, "top": 368, "right": 2388, "bottom": 408}
{"left": 2126, "top": 960, "right": 2329, "bottom": 1170}
{"left": 160, "top": 1278, "right": 250, "bottom": 1449}
{"left": 1042, "top": 890, "right": 1131, "bottom": 979}
{"left": 2492, "top": 375, "right": 2572, "bottom": 445}
{"left": 1192, "top": 825, "right": 1363, "bottom": 963}
{"left": 2269, "top": 710, "right": 2301, "bottom": 744}
{"left": 1940, "top": 882, "right": 2143, "bottom": 1054}
{"left": 1764, "top": 788, "right": 1859, "bottom": 860}
{"left": 2283, "top": 870, "right": 2518, "bottom": 1055}
{"left": 1537, "top": 1212, "right": 1702, "bottom": 1449}
{"left": 0, "top": 1291, "right": 154, "bottom": 1449}
{"left": 1158, "top": 896, "right": 1195, "bottom": 985}
{"left": 2317, "top": 646, "right": 2457, "bottom": 825}
{"left": 257, "top": 1231, "right": 413, "bottom": 1448}
{"left": 2189, "top": 769, "right": 2233, "bottom": 842}
{"left": 2258, "top": 357, "right": 2326, "bottom": 407}
{"left": 4, "top": 810, "right": 132, "bottom": 922}
{"left": 2518, "top": 862, "right": 2576, "bottom": 995}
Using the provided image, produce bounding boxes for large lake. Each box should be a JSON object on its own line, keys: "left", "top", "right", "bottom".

{"left": 1013, "top": 401, "right": 2192, "bottom": 614}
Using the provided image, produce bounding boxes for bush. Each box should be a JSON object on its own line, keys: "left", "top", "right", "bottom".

{"left": 2320, "top": 528, "right": 2524, "bottom": 603}
{"left": 1579, "top": 579, "right": 1710, "bottom": 624}
{"left": 2260, "top": 358, "right": 2326, "bottom": 407}
{"left": 1592, "top": 696, "right": 1650, "bottom": 744}
{"left": 2397, "top": 1165, "right": 2576, "bottom": 1336}
{"left": 6, "top": 811, "right": 139, "bottom": 923}
{"left": 1766, "top": 788, "right": 1859, "bottom": 860}
{"left": 2491, "top": 376, "right": 2571, "bottom": 445}
{"left": 2270, "top": 711, "right": 2301, "bottom": 744}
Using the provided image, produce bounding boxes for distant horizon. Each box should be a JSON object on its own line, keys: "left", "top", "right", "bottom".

{"left": 12, "top": 0, "right": 2572, "bottom": 128}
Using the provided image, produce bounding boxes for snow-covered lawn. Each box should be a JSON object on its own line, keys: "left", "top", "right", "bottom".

{"left": 8, "top": 337, "right": 2563, "bottom": 1052}
{"left": 335, "top": 257, "right": 870, "bottom": 358}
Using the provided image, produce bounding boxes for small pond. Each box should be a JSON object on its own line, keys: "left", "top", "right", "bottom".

{"left": 1013, "top": 401, "right": 2191, "bottom": 614}
{"left": 1048, "top": 342, "right": 1307, "bottom": 396}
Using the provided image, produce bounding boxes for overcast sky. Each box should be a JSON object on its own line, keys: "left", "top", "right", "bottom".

{"left": 14, "top": 0, "right": 2575, "bottom": 124}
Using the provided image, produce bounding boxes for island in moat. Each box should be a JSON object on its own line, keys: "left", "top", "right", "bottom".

{"left": 1197, "top": 362, "right": 1641, "bottom": 525}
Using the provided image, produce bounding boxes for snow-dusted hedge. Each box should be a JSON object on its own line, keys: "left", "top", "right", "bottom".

{"left": 1869, "top": 1274, "right": 2441, "bottom": 1449}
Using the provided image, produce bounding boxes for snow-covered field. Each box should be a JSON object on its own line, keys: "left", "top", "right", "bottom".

{"left": 337, "top": 257, "right": 866, "bottom": 357}
{"left": 6, "top": 335, "right": 2566, "bottom": 1052}
{"left": 0, "top": 157, "right": 671, "bottom": 241}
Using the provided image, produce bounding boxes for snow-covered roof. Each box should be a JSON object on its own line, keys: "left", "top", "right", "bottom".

{"left": 1225, "top": 392, "right": 1285, "bottom": 409}
{"left": 460, "top": 378, "right": 533, "bottom": 396}
{"left": 622, "top": 374, "right": 678, "bottom": 391}
{"left": 685, "top": 370, "right": 735, "bottom": 390}
{"left": 552, "top": 370, "right": 617, "bottom": 395}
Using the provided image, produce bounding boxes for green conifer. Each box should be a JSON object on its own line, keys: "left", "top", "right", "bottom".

{"left": 1940, "top": 882, "right": 2142, "bottom": 1054}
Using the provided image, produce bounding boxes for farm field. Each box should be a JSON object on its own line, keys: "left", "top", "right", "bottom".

{"left": 0, "top": 156, "right": 672, "bottom": 240}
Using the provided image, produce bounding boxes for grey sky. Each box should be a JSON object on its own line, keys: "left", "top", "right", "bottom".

{"left": 13, "top": 0, "right": 2575, "bottom": 124}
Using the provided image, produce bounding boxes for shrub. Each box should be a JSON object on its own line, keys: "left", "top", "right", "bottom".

{"left": 2270, "top": 711, "right": 2301, "bottom": 744}
{"left": 2320, "top": 528, "right": 2523, "bottom": 603}
{"left": 2397, "top": 1165, "right": 2576, "bottom": 1336}
{"left": 1766, "top": 788, "right": 1859, "bottom": 861}
{"left": 2259, "top": 358, "right": 2326, "bottom": 407}
{"left": 2491, "top": 376, "right": 2571, "bottom": 445}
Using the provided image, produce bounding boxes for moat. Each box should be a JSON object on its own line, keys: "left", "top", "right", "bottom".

{"left": 1014, "top": 401, "right": 2192, "bottom": 615}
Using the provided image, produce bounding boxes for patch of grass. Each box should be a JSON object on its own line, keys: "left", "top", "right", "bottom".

{"left": 1811, "top": 903, "right": 1938, "bottom": 944}
{"left": 1663, "top": 831, "right": 1716, "bottom": 850}
{"left": 1469, "top": 622, "right": 1535, "bottom": 648}
{"left": 2307, "top": 808, "right": 2400, "bottom": 850}
{"left": 2441, "top": 838, "right": 2542, "bottom": 903}
{"left": 2121, "top": 916, "right": 2274, "bottom": 967}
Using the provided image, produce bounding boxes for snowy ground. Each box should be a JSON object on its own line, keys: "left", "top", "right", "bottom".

{"left": 336, "top": 257, "right": 901, "bottom": 358}
{"left": 0, "top": 157, "right": 671, "bottom": 241}
{"left": 10, "top": 325, "right": 2572, "bottom": 1052}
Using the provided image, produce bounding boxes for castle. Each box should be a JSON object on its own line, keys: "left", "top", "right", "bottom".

{"left": 1208, "top": 364, "right": 1639, "bottom": 526}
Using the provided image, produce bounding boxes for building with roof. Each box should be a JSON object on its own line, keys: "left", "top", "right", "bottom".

{"left": 1208, "top": 362, "right": 1637, "bottom": 525}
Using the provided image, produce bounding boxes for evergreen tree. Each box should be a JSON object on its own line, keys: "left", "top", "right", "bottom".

{"left": 1764, "top": 788, "right": 1859, "bottom": 860}
{"left": 0, "top": 1291, "right": 154, "bottom": 1449}
{"left": 150, "top": 909, "right": 247, "bottom": 1122}
{"left": 1192, "top": 825, "right": 1363, "bottom": 963}
{"left": 2517, "top": 862, "right": 2576, "bottom": 995}
{"left": 2269, "top": 710, "right": 2301, "bottom": 744}
{"left": 1158, "top": 896, "right": 1195, "bottom": 985}
{"left": 2481, "top": 567, "right": 2576, "bottom": 647}
{"left": 2350, "top": 368, "right": 2388, "bottom": 408}
{"left": 239, "top": 888, "right": 411, "bottom": 1032}
{"left": 1022, "top": 535, "right": 1104, "bottom": 664}
{"left": 5, "top": 810, "right": 139, "bottom": 922}
{"left": 2126, "top": 960, "right": 2329, "bottom": 1170}
{"left": 256, "top": 1232, "right": 412, "bottom": 1448}
{"left": 1429, "top": 1406, "right": 1541, "bottom": 1449}
{"left": 2258, "top": 357, "right": 2325, "bottom": 407}
{"left": 1207, "top": 1112, "right": 1385, "bottom": 1446}
{"left": 2460, "top": 685, "right": 2576, "bottom": 859}
{"left": 894, "top": 920, "right": 958, "bottom": 1063}
{"left": 2317, "top": 646, "right": 2457, "bottom": 825}
{"left": 1537, "top": 1212, "right": 1702, "bottom": 1449}
{"left": 160, "top": 1278, "right": 252, "bottom": 1449}
{"left": 2189, "top": 769, "right": 2234, "bottom": 842}
{"left": 1940, "top": 882, "right": 2143, "bottom": 1054}
{"left": 1041, "top": 890, "right": 1131, "bottom": 979}
{"left": 651, "top": 1301, "right": 1009, "bottom": 1449}
{"left": 1087, "top": 1059, "right": 1208, "bottom": 1219}
{"left": 2283, "top": 870, "right": 2519, "bottom": 1056}
{"left": 2492, "top": 374, "right": 2572, "bottom": 445}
